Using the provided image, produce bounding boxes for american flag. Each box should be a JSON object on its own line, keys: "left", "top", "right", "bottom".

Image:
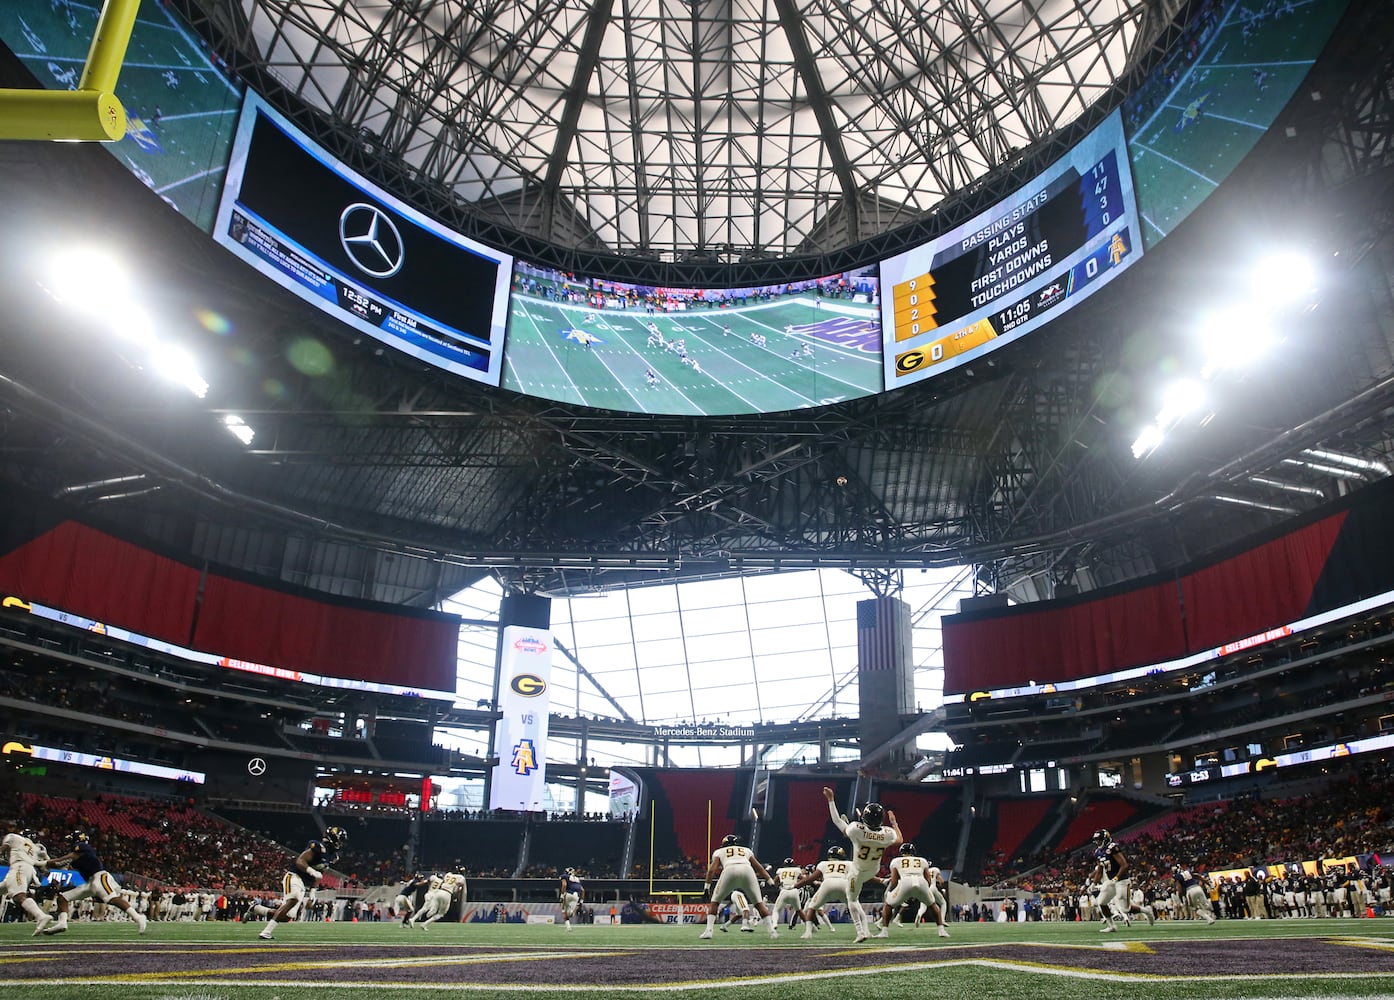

{"left": 857, "top": 597, "right": 903, "bottom": 673}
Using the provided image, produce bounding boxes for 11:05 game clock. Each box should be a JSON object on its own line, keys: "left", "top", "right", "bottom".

{"left": 879, "top": 109, "right": 1145, "bottom": 388}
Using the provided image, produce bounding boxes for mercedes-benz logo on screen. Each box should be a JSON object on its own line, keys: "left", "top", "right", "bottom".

{"left": 339, "top": 203, "right": 405, "bottom": 278}
{"left": 247, "top": 757, "right": 267, "bottom": 776}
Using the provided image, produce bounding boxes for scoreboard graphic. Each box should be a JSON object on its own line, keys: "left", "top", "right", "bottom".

{"left": 880, "top": 109, "right": 1144, "bottom": 387}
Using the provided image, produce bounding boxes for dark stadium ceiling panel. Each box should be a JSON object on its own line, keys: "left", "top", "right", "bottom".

{"left": 172, "top": 0, "right": 1167, "bottom": 260}
{"left": 2, "top": 0, "right": 1394, "bottom": 609}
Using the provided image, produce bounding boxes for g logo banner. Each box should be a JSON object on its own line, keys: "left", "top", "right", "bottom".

{"left": 510, "top": 674, "right": 547, "bottom": 697}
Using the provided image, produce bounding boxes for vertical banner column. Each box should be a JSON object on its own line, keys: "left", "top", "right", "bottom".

{"left": 856, "top": 596, "right": 915, "bottom": 764}
{"left": 489, "top": 624, "right": 555, "bottom": 811}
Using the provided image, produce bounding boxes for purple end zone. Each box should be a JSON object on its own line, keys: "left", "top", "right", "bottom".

{"left": 5, "top": 938, "right": 1394, "bottom": 987}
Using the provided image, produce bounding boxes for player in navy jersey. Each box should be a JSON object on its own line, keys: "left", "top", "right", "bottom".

{"left": 1088, "top": 829, "right": 1154, "bottom": 932}
{"left": 41, "top": 831, "right": 147, "bottom": 935}
{"left": 559, "top": 867, "right": 586, "bottom": 931}
{"left": 258, "top": 826, "right": 346, "bottom": 940}
{"left": 1171, "top": 863, "right": 1217, "bottom": 925}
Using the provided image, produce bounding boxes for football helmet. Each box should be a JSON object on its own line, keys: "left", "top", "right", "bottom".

{"left": 900, "top": 842, "right": 917, "bottom": 856}
{"left": 721, "top": 833, "right": 741, "bottom": 847}
{"left": 1092, "top": 828, "right": 1111, "bottom": 846}
{"left": 20, "top": 829, "right": 40, "bottom": 844}
{"left": 827, "top": 845, "right": 847, "bottom": 860}
{"left": 564, "top": 867, "right": 576, "bottom": 876}
{"left": 861, "top": 802, "right": 885, "bottom": 830}
{"left": 783, "top": 857, "right": 795, "bottom": 867}
{"left": 70, "top": 830, "right": 89, "bottom": 848}
{"left": 321, "top": 826, "right": 347, "bottom": 851}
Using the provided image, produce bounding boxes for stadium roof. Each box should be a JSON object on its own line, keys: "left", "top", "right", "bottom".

{"left": 0, "top": 0, "right": 1392, "bottom": 612}
{"left": 172, "top": 0, "right": 1176, "bottom": 261}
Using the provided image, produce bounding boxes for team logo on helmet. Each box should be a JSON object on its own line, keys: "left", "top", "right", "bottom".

{"left": 861, "top": 802, "right": 885, "bottom": 830}
{"left": 721, "top": 833, "right": 741, "bottom": 847}
{"left": 827, "top": 845, "right": 847, "bottom": 860}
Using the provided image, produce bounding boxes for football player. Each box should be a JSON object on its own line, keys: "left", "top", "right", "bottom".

{"left": 257, "top": 825, "right": 346, "bottom": 940}
{"left": 771, "top": 857, "right": 806, "bottom": 928}
{"left": 411, "top": 871, "right": 466, "bottom": 928}
{"left": 1, "top": 828, "right": 54, "bottom": 934}
{"left": 559, "top": 867, "right": 585, "bottom": 931}
{"left": 700, "top": 833, "right": 778, "bottom": 940}
{"left": 823, "top": 787, "right": 900, "bottom": 942}
{"left": 796, "top": 845, "right": 861, "bottom": 940}
{"left": 41, "top": 830, "right": 148, "bottom": 935}
{"left": 1088, "top": 829, "right": 1154, "bottom": 932}
{"left": 394, "top": 872, "right": 432, "bottom": 926}
{"left": 1171, "top": 863, "right": 1217, "bottom": 925}
{"left": 876, "top": 842, "right": 950, "bottom": 939}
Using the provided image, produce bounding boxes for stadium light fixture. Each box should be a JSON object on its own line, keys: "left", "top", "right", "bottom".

{"left": 222, "top": 414, "right": 255, "bottom": 446}
{"left": 1249, "top": 252, "right": 1316, "bottom": 308}
{"left": 1155, "top": 379, "right": 1205, "bottom": 429}
{"left": 1131, "top": 424, "right": 1163, "bottom": 460}
{"left": 149, "top": 345, "right": 209, "bottom": 398}
{"left": 1198, "top": 308, "right": 1277, "bottom": 377}
{"left": 42, "top": 247, "right": 130, "bottom": 309}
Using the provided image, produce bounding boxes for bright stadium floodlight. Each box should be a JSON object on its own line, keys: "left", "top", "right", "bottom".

{"left": 1198, "top": 308, "right": 1277, "bottom": 377}
{"left": 222, "top": 414, "right": 255, "bottom": 445}
{"left": 1156, "top": 379, "right": 1206, "bottom": 429}
{"left": 1249, "top": 251, "right": 1316, "bottom": 308}
{"left": 108, "top": 300, "right": 157, "bottom": 348}
{"left": 1131, "top": 424, "right": 1164, "bottom": 460}
{"left": 150, "top": 345, "right": 209, "bottom": 398}
{"left": 42, "top": 247, "right": 131, "bottom": 312}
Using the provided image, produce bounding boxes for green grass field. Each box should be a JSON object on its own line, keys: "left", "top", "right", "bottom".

{"left": 2, "top": 0, "right": 241, "bottom": 232}
{"left": 1125, "top": 0, "right": 1349, "bottom": 247}
{"left": 6, "top": 916, "right": 1394, "bottom": 999}
{"left": 502, "top": 294, "right": 884, "bottom": 415}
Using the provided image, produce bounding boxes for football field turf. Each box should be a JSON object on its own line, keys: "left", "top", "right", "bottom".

{"left": 503, "top": 295, "right": 884, "bottom": 415}
{"left": 5, "top": 916, "right": 1393, "bottom": 999}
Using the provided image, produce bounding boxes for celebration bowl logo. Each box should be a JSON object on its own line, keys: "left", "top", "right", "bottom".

{"left": 513, "top": 635, "right": 549, "bottom": 654}
{"left": 339, "top": 203, "right": 405, "bottom": 278}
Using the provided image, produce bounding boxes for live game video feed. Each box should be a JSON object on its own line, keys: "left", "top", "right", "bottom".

{"left": 1123, "top": 0, "right": 1350, "bottom": 249}
{"left": 880, "top": 109, "right": 1145, "bottom": 389}
{"left": 215, "top": 93, "right": 513, "bottom": 386}
{"left": 502, "top": 264, "right": 884, "bottom": 416}
{"left": 0, "top": 0, "right": 242, "bottom": 233}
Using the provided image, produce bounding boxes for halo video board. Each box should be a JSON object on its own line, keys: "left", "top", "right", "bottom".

{"left": 215, "top": 93, "right": 513, "bottom": 385}
{"left": 880, "top": 109, "right": 1144, "bottom": 388}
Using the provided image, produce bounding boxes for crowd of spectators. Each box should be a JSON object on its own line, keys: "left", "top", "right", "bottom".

{"left": 1011, "top": 761, "right": 1394, "bottom": 900}
{"left": 7, "top": 789, "right": 291, "bottom": 891}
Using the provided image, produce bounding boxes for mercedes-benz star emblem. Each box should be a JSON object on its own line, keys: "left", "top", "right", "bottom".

{"left": 339, "top": 203, "right": 405, "bottom": 278}
{"left": 247, "top": 757, "right": 267, "bottom": 776}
